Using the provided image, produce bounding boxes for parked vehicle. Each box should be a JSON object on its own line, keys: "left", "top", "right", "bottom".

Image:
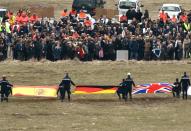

{"left": 117, "top": 0, "right": 143, "bottom": 19}
{"left": 0, "top": 7, "right": 7, "bottom": 19}
{"left": 72, "top": 0, "right": 106, "bottom": 16}
{"left": 159, "top": 4, "right": 182, "bottom": 18}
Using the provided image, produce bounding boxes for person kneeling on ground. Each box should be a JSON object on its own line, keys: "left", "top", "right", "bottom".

{"left": 172, "top": 78, "right": 181, "bottom": 98}
{"left": 0, "top": 75, "right": 13, "bottom": 102}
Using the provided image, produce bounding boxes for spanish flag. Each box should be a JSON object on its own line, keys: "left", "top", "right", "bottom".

{"left": 73, "top": 85, "right": 118, "bottom": 94}
{"left": 13, "top": 86, "right": 58, "bottom": 98}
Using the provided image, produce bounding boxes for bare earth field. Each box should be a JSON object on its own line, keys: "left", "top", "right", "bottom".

{"left": 0, "top": 60, "right": 191, "bottom": 131}
{"left": 0, "top": 0, "right": 191, "bottom": 19}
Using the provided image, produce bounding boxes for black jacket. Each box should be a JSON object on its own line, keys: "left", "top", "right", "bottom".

{"left": 180, "top": 75, "right": 190, "bottom": 88}
{"left": 0, "top": 80, "right": 13, "bottom": 94}
{"left": 124, "top": 78, "right": 135, "bottom": 89}
{"left": 59, "top": 76, "right": 75, "bottom": 89}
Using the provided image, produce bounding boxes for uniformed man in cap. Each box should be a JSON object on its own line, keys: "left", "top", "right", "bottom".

{"left": 180, "top": 72, "right": 190, "bottom": 100}
{"left": 124, "top": 73, "right": 135, "bottom": 101}
{"left": 57, "top": 73, "right": 75, "bottom": 102}
{"left": 0, "top": 75, "right": 13, "bottom": 102}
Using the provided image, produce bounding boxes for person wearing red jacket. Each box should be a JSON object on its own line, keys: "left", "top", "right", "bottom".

{"left": 171, "top": 15, "right": 177, "bottom": 23}
{"left": 69, "top": 9, "right": 77, "bottom": 17}
{"left": 15, "top": 12, "right": 22, "bottom": 23}
{"left": 72, "top": 31, "right": 80, "bottom": 39}
{"left": 76, "top": 44, "right": 85, "bottom": 60}
{"left": 84, "top": 17, "right": 92, "bottom": 27}
{"left": 159, "top": 10, "right": 168, "bottom": 23}
{"left": 120, "top": 14, "right": 127, "bottom": 23}
{"left": 61, "top": 9, "right": 69, "bottom": 18}
{"left": 30, "top": 14, "right": 38, "bottom": 23}
{"left": 180, "top": 12, "right": 188, "bottom": 22}
{"left": 20, "top": 12, "right": 29, "bottom": 24}
{"left": 78, "top": 10, "right": 87, "bottom": 22}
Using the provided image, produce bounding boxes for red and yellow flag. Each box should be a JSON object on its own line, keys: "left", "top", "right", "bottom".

{"left": 73, "top": 85, "right": 118, "bottom": 94}
{"left": 13, "top": 86, "right": 58, "bottom": 98}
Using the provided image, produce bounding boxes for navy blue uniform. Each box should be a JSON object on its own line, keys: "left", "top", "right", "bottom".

{"left": 0, "top": 80, "right": 13, "bottom": 102}
{"left": 180, "top": 75, "right": 190, "bottom": 99}
{"left": 117, "top": 80, "right": 126, "bottom": 100}
{"left": 57, "top": 76, "right": 75, "bottom": 101}
{"left": 124, "top": 77, "right": 135, "bottom": 101}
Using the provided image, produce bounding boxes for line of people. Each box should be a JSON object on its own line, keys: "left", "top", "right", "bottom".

{"left": 0, "top": 72, "right": 190, "bottom": 102}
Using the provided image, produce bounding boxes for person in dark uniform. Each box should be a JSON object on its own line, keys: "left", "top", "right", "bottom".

{"left": 0, "top": 75, "right": 13, "bottom": 102}
{"left": 116, "top": 79, "right": 126, "bottom": 100}
{"left": 180, "top": 72, "right": 190, "bottom": 100}
{"left": 172, "top": 78, "right": 181, "bottom": 98}
{"left": 124, "top": 73, "right": 135, "bottom": 101}
{"left": 57, "top": 73, "right": 75, "bottom": 102}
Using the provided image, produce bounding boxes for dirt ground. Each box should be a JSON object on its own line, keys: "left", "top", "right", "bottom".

{"left": 0, "top": 0, "right": 191, "bottom": 19}
{"left": 0, "top": 60, "right": 191, "bottom": 131}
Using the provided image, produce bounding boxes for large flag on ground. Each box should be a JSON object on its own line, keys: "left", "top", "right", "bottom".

{"left": 133, "top": 83, "right": 173, "bottom": 94}
{"left": 12, "top": 83, "right": 173, "bottom": 97}
{"left": 13, "top": 86, "right": 58, "bottom": 98}
{"left": 74, "top": 83, "right": 173, "bottom": 94}
{"left": 73, "top": 85, "right": 118, "bottom": 94}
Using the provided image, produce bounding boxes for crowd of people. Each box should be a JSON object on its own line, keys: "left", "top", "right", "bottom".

{"left": 0, "top": 8, "right": 191, "bottom": 61}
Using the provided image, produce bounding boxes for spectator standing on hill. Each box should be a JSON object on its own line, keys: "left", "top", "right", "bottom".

{"left": 136, "top": 9, "right": 143, "bottom": 22}
{"left": 183, "top": 34, "right": 191, "bottom": 59}
{"left": 143, "top": 9, "right": 149, "bottom": 20}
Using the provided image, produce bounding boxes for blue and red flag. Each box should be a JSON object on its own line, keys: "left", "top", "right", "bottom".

{"left": 133, "top": 83, "right": 173, "bottom": 94}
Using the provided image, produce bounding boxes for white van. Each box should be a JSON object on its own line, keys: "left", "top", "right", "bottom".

{"left": 117, "top": 0, "right": 143, "bottom": 18}
{"left": 159, "top": 4, "right": 182, "bottom": 18}
{"left": 0, "top": 7, "right": 7, "bottom": 21}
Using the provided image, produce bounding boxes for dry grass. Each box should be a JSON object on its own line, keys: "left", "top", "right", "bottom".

{"left": 0, "top": 60, "right": 191, "bottom": 131}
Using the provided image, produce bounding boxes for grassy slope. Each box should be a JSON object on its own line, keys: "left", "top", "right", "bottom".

{"left": 0, "top": 60, "right": 191, "bottom": 131}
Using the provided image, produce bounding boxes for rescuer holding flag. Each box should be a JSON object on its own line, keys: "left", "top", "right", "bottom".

{"left": 180, "top": 72, "right": 190, "bottom": 100}
{"left": 57, "top": 73, "right": 75, "bottom": 102}
{"left": 0, "top": 75, "right": 13, "bottom": 102}
{"left": 124, "top": 73, "right": 136, "bottom": 101}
